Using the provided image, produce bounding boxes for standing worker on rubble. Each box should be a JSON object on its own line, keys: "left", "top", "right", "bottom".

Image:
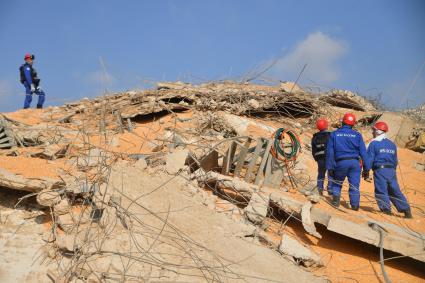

{"left": 363, "top": 121, "right": 412, "bottom": 218}
{"left": 19, "top": 53, "right": 46, "bottom": 109}
{"left": 311, "top": 118, "right": 332, "bottom": 195}
{"left": 326, "top": 113, "right": 370, "bottom": 210}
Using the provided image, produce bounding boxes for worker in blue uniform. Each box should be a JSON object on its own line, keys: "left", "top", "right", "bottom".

{"left": 311, "top": 118, "right": 332, "bottom": 195}
{"left": 364, "top": 121, "right": 412, "bottom": 218}
{"left": 326, "top": 113, "right": 370, "bottom": 210}
{"left": 19, "top": 53, "right": 45, "bottom": 109}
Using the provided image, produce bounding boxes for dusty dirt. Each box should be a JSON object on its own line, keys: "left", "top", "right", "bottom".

{"left": 4, "top": 109, "right": 46, "bottom": 125}
{"left": 0, "top": 156, "right": 62, "bottom": 179}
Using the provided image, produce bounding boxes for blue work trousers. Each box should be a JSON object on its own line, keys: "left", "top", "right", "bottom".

{"left": 316, "top": 158, "right": 333, "bottom": 194}
{"left": 331, "top": 159, "right": 361, "bottom": 207}
{"left": 24, "top": 84, "right": 45, "bottom": 109}
{"left": 373, "top": 168, "right": 410, "bottom": 212}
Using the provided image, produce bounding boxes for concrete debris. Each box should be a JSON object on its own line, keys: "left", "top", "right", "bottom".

{"left": 31, "top": 144, "right": 68, "bottom": 160}
{"left": 280, "top": 81, "right": 304, "bottom": 93}
{"left": 415, "top": 161, "right": 425, "bottom": 171}
{"left": 134, "top": 157, "right": 148, "bottom": 170}
{"left": 0, "top": 167, "right": 64, "bottom": 193}
{"left": 56, "top": 213, "right": 75, "bottom": 234}
{"left": 53, "top": 198, "right": 70, "bottom": 215}
{"left": 1, "top": 80, "right": 425, "bottom": 282}
{"left": 37, "top": 190, "right": 61, "bottom": 207}
{"left": 165, "top": 148, "right": 189, "bottom": 174}
{"left": 56, "top": 208, "right": 92, "bottom": 234}
{"left": 404, "top": 103, "right": 425, "bottom": 123}
{"left": 307, "top": 194, "right": 321, "bottom": 203}
{"left": 222, "top": 112, "right": 275, "bottom": 136}
{"left": 157, "top": 81, "right": 192, "bottom": 90}
{"left": 202, "top": 192, "right": 217, "bottom": 210}
{"left": 324, "top": 89, "right": 376, "bottom": 112}
{"left": 78, "top": 148, "right": 110, "bottom": 168}
{"left": 301, "top": 201, "right": 322, "bottom": 239}
{"left": 205, "top": 173, "right": 425, "bottom": 263}
{"left": 248, "top": 99, "right": 260, "bottom": 109}
{"left": 0, "top": 117, "right": 16, "bottom": 149}
{"left": 244, "top": 191, "right": 270, "bottom": 224}
{"left": 279, "top": 234, "right": 323, "bottom": 267}
{"left": 406, "top": 128, "right": 425, "bottom": 153}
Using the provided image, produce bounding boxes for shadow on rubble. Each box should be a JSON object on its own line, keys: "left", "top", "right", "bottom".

{"left": 268, "top": 203, "right": 425, "bottom": 279}
{"left": 314, "top": 225, "right": 425, "bottom": 279}
{"left": 247, "top": 100, "right": 315, "bottom": 119}
{"left": 0, "top": 187, "right": 33, "bottom": 209}
{"left": 131, "top": 109, "right": 189, "bottom": 124}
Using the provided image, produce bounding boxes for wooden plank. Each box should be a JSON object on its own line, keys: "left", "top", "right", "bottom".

{"left": 263, "top": 156, "right": 285, "bottom": 189}
{"left": 0, "top": 142, "right": 13, "bottom": 148}
{"left": 0, "top": 131, "right": 7, "bottom": 139}
{"left": 234, "top": 138, "right": 252, "bottom": 177}
{"left": 115, "top": 110, "right": 124, "bottom": 133}
{"left": 254, "top": 139, "right": 272, "bottom": 185}
{"left": 263, "top": 155, "right": 273, "bottom": 185}
{"left": 221, "top": 141, "right": 237, "bottom": 175}
{"left": 127, "top": 118, "right": 134, "bottom": 132}
{"left": 0, "top": 136, "right": 12, "bottom": 144}
{"left": 245, "top": 138, "right": 264, "bottom": 182}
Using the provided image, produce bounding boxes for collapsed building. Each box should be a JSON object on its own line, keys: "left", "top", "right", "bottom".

{"left": 0, "top": 81, "right": 424, "bottom": 283}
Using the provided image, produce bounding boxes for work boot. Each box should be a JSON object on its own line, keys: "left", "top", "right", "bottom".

{"left": 36, "top": 105, "right": 43, "bottom": 109}
{"left": 381, "top": 209, "right": 392, "bottom": 216}
{"left": 317, "top": 188, "right": 323, "bottom": 196}
{"left": 403, "top": 209, "right": 413, "bottom": 219}
{"left": 351, "top": 205, "right": 359, "bottom": 211}
{"left": 331, "top": 195, "right": 340, "bottom": 208}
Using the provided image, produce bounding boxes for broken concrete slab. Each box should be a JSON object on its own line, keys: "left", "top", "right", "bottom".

{"left": 53, "top": 198, "right": 70, "bottom": 215}
{"left": 301, "top": 201, "right": 322, "bottom": 239}
{"left": 0, "top": 168, "right": 64, "bottom": 193}
{"left": 134, "top": 157, "right": 148, "bottom": 170}
{"left": 36, "top": 190, "right": 61, "bottom": 207}
{"left": 279, "top": 234, "right": 323, "bottom": 267}
{"left": 166, "top": 148, "right": 189, "bottom": 174}
{"left": 244, "top": 191, "right": 270, "bottom": 224}
{"left": 199, "top": 171, "right": 425, "bottom": 263}
{"left": 31, "top": 144, "right": 68, "bottom": 160}
{"left": 327, "top": 216, "right": 425, "bottom": 263}
{"left": 323, "top": 89, "right": 376, "bottom": 112}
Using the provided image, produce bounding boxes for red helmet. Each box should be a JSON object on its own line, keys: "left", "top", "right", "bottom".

{"left": 342, "top": 113, "right": 356, "bottom": 126}
{"left": 373, "top": 121, "right": 388, "bottom": 132}
{"left": 316, "top": 119, "right": 328, "bottom": 131}
{"left": 24, "top": 53, "right": 34, "bottom": 60}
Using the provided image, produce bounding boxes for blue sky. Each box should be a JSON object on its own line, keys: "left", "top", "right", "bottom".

{"left": 0, "top": 0, "right": 424, "bottom": 111}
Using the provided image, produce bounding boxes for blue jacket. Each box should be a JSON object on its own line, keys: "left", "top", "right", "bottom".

{"left": 367, "top": 138, "right": 398, "bottom": 169}
{"left": 326, "top": 125, "right": 369, "bottom": 171}
{"left": 19, "top": 63, "right": 40, "bottom": 87}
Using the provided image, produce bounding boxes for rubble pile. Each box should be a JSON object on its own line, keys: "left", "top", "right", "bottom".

{"left": 0, "top": 81, "right": 424, "bottom": 283}
{"left": 323, "top": 89, "right": 377, "bottom": 112}
{"left": 404, "top": 103, "right": 425, "bottom": 123}
{"left": 406, "top": 127, "right": 425, "bottom": 153}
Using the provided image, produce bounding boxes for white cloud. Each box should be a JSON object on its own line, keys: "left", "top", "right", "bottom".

{"left": 271, "top": 31, "right": 348, "bottom": 84}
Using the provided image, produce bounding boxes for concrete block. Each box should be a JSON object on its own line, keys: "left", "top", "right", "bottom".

{"left": 166, "top": 148, "right": 189, "bottom": 174}
{"left": 279, "top": 234, "right": 323, "bottom": 267}
{"left": 244, "top": 191, "right": 270, "bottom": 224}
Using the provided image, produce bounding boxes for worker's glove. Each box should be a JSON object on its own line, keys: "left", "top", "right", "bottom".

{"left": 362, "top": 170, "right": 370, "bottom": 180}
{"left": 30, "top": 84, "right": 36, "bottom": 93}
{"left": 328, "top": 170, "right": 335, "bottom": 178}
{"left": 36, "top": 85, "right": 42, "bottom": 92}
